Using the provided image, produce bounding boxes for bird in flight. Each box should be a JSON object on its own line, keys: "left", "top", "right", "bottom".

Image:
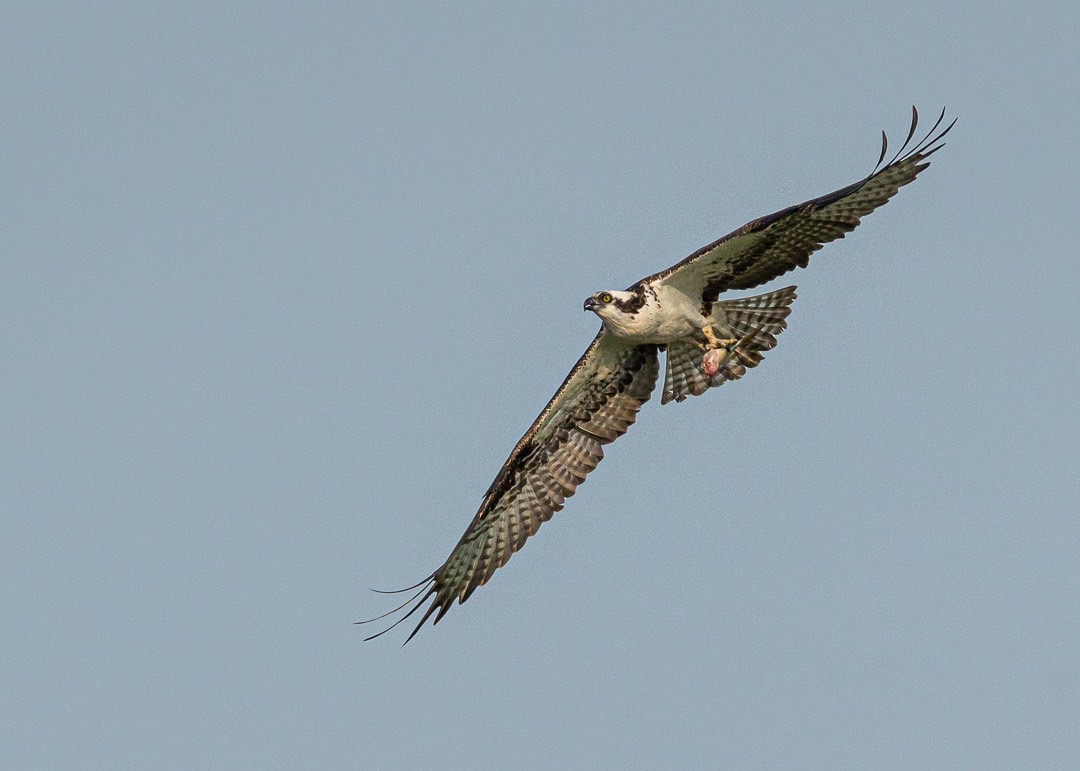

{"left": 361, "top": 107, "right": 955, "bottom": 643}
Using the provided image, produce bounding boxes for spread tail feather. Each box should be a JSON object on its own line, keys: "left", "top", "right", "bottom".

{"left": 661, "top": 286, "right": 796, "bottom": 404}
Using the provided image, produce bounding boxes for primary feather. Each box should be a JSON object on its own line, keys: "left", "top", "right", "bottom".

{"left": 360, "top": 107, "right": 954, "bottom": 643}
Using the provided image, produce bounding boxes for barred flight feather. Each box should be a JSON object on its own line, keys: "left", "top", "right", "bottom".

{"left": 360, "top": 337, "right": 660, "bottom": 643}
{"left": 644, "top": 106, "right": 955, "bottom": 299}
{"left": 360, "top": 107, "right": 953, "bottom": 643}
{"left": 661, "top": 286, "right": 797, "bottom": 404}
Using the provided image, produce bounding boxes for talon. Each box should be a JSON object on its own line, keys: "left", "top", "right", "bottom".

{"left": 701, "top": 326, "right": 737, "bottom": 350}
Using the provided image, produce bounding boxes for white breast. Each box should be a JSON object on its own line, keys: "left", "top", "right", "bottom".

{"left": 601, "top": 283, "right": 704, "bottom": 343}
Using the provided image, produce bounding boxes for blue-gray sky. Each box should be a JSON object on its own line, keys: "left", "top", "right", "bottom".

{"left": 4, "top": 2, "right": 1078, "bottom": 768}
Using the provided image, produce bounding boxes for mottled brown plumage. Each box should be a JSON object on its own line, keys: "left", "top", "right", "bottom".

{"left": 363, "top": 335, "right": 659, "bottom": 643}
{"left": 646, "top": 107, "right": 955, "bottom": 300}
{"left": 360, "top": 107, "right": 953, "bottom": 643}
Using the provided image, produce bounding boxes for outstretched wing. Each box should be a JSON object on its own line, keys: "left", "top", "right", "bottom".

{"left": 644, "top": 107, "right": 955, "bottom": 301}
{"left": 360, "top": 332, "right": 660, "bottom": 643}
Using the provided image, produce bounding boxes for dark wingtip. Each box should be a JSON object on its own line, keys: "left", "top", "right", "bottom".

{"left": 885, "top": 105, "right": 922, "bottom": 167}
{"left": 357, "top": 577, "right": 439, "bottom": 642}
{"left": 400, "top": 596, "right": 445, "bottom": 646}
{"left": 356, "top": 584, "right": 428, "bottom": 624}
{"left": 370, "top": 575, "right": 434, "bottom": 595}
{"left": 864, "top": 106, "right": 955, "bottom": 183}
{"left": 903, "top": 107, "right": 956, "bottom": 165}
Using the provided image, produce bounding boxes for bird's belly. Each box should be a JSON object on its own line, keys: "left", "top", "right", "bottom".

{"left": 639, "top": 314, "right": 698, "bottom": 342}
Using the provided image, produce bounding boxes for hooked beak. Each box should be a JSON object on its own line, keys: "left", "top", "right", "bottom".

{"left": 583, "top": 297, "right": 599, "bottom": 312}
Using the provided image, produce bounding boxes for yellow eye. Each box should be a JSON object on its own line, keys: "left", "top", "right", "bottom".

{"left": 601, "top": 293, "right": 613, "bottom": 304}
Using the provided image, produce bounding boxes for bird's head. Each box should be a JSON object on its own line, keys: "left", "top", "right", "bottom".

{"left": 583, "top": 290, "right": 636, "bottom": 320}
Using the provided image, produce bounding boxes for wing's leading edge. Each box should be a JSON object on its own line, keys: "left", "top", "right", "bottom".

{"left": 358, "top": 333, "right": 660, "bottom": 643}
{"left": 647, "top": 106, "right": 955, "bottom": 299}
{"left": 360, "top": 107, "right": 954, "bottom": 643}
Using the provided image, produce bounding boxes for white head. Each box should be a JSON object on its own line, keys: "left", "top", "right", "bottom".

{"left": 582, "top": 289, "right": 639, "bottom": 322}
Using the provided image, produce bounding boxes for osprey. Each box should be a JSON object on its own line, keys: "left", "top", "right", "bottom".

{"left": 362, "top": 107, "right": 954, "bottom": 643}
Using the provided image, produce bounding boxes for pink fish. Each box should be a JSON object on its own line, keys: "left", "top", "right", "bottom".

{"left": 702, "top": 348, "right": 726, "bottom": 377}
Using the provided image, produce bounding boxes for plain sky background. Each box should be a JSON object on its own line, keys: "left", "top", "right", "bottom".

{"left": 4, "top": 2, "right": 1078, "bottom": 768}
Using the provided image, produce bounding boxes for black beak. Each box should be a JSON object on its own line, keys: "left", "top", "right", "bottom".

{"left": 583, "top": 297, "right": 599, "bottom": 312}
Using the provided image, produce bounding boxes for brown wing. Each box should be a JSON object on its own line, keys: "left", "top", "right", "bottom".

{"left": 645, "top": 107, "right": 955, "bottom": 301}
{"left": 359, "top": 332, "right": 660, "bottom": 643}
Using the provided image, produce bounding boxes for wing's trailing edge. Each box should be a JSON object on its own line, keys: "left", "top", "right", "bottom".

{"left": 360, "top": 107, "right": 955, "bottom": 643}
{"left": 358, "top": 335, "right": 660, "bottom": 643}
{"left": 647, "top": 106, "right": 955, "bottom": 298}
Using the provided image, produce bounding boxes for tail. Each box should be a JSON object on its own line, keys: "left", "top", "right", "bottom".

{"left": 661, "top": 286, "right": 796, "bottom": 404}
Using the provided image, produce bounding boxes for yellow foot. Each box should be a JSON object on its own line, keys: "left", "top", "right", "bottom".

{"left": 700, "top": 326, "right": 737, "bottom": 350}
